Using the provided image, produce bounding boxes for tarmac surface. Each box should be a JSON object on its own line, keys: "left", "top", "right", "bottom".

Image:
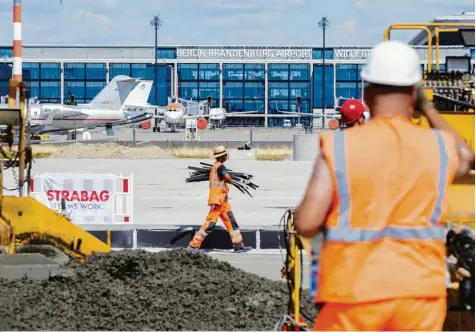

{"left": 44, "top": 126, "right": 325, "bottom": 146}
{"left": 3, "top": 158, "right": 313, "bottom": 228}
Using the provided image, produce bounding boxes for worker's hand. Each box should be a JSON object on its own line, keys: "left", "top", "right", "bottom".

{"left": 415, "top": 85, "right": 433, "bottom": 114}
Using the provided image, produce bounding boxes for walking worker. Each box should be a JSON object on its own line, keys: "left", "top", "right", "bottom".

{"left": 294, "top": 40, "right": 474, "bottom": 331}
{"left": 188, "top": 146, "right": 252, "bottom": 253}
{"left": 338, "top": 99, "right": 368, "bottom": 128}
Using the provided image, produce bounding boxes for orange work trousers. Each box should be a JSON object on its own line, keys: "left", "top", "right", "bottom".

{"left": 313, "top": 297, "right": 446, "bottom": 331}
{"left": 189, "top": 200, "right": 244, "bottom": 248}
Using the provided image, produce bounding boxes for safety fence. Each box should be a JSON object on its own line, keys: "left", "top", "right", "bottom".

{"left": 29, "top": 172, "right": 133, "bottom": 224}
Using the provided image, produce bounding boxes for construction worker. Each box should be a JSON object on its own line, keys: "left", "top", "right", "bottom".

{"left": 338, "top": 99, "right": 368, "bottom": 128}
{"left": 294, "top": 40, "right": 474, "bottom": 331}
{"left": 187, "top": 146, "right": 252, "bottom": 253}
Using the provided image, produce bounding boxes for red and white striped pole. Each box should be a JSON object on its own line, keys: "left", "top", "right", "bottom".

{"left": 13, "top": 0, "right": 22, "bottom": 82}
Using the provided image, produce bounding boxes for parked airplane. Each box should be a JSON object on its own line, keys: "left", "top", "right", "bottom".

{"left": 150, "top": 98, "right": 259, "bottom": 132}
{"left": 206, "top": 107, "right": 260, "bottom": 129}
{"left": 1, "top": 75, "right": 153, "bottom": 137}
{"left": 32, "top": 78, "right": 153, "bottom": 136}
{"left": 273, "top": 100, "right": 341, "bottom": 124}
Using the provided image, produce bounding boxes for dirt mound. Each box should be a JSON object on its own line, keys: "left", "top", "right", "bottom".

{"left": 48, "top": 143, "right": 173, "bottom": 159}
{"left": 0, "top": 249, "right": 316, "bottom": 331}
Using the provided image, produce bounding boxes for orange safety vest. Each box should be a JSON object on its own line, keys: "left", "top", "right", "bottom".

{"left": 310, "top": 116, "right": 459, "bottom": 304}
{"left": 208, "top": 161, "right": 230, "bottom": 206}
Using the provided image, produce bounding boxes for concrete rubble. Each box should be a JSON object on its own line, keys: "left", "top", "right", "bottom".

{"left": 0, "top": 249, "right": 316, "bottom": 331}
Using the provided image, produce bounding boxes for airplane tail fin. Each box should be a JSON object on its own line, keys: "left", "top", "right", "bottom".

{"left": 123, "top": 80, "right": 153, "bottom": 107}
{"left": 89, "top": 75, "right": 139, "bottom": 111}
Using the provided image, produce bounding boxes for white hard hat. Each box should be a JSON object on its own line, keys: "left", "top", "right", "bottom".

{"left": 361, "top": 40, "right": 422, "bottom": 86}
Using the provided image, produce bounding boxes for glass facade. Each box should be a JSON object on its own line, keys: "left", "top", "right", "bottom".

{"left": 108, "top": 63, "right": 172, "bottom": 105}
{"left": 3, "top": 45, "right": 470, "bottom": 127}
{"left": 23, "top": 63, "right": 61, "bottom": 102}
{"left": 223, "top": 64, "right": 265, "bottom": 110}
{"left": 268, "top": 64, "right": 310, "bottom": 112}
{"left": 64, "top": 63, "right": 106, "bottom": 103}
{"left": 266, "top": 64, "right": 311, "bottom": 127}
{"left": 178, "top": 64, "right": 219, "bottom": 107}
{"left": 335, "top": 64, "right": 362, "bottom": 101}
{"left": 312, "top": 48, "right": 334, "bottom": 60}
{"left": 157, "top": 48, "right": 176, "bottom": 60}
{"left": 313, "top": 64, "right": 335, "bottom": 109}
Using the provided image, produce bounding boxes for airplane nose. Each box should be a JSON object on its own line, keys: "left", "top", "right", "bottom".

{"left": 165, "top": 112, "right": 182, "bottom": 124}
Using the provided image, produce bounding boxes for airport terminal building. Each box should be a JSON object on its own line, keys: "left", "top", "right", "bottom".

{"left": 0, "top": 13, "right": 474, "bottom": 127}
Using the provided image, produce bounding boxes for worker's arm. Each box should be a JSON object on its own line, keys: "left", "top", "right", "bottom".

{"left": 417, "top": 87, "right": 475, "bottom": 178}
{"left": 223, "top": 172, "right": 233, "bottom": 184}
{"left": 294, "top": 152, "right": 334, "bottom": 238}
{"left": 218, "top": 165, "right": 233, "bottom": 184}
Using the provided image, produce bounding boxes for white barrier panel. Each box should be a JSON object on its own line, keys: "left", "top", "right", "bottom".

{"left": 29, "top": 173, "right": 133, "bottom": 224}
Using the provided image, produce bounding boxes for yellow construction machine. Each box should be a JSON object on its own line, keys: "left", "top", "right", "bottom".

{"left": 385, "top": 21, "right": 475, "bottom": 233}
{"left": 278, "top": 22, "right": 475, "bottom": 331}
{"left": 276, "top": 209, "right": 310, "bottom": 331}
{"left": 0, "top": 79, "right": 111, "bottom": 261}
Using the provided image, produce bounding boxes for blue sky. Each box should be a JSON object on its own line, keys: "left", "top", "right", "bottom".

{"left": 0, "top": 0, "right": 473, "bottom": 46}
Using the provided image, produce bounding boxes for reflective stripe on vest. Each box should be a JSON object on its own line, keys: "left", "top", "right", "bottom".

{"left": 327, "top": 129, "right": 448, "bottom": 242}
{"left": 309, "top": 129, "right": 449, "bottom": 299}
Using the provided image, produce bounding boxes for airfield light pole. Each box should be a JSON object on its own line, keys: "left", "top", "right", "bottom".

{"left": 150, "top": 15, "right": 163, "bottom": 106}
{"left": 318, "top": 17, "right": 330, "bottom": 128}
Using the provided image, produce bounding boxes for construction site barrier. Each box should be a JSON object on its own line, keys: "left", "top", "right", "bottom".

{"left": 29, "top": 173, "right": 133, "bottom": 225}
{"left": 76, "top": 221, "right": 474, "bottom": 251}
{"left": 78, "top": 224, "right": 284, "bottom": 250}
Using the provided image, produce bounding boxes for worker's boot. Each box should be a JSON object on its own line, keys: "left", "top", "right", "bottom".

{"left": 187, "top": 245, "right": 205, "bottom": 254}
{"left": 233, "top": 243, "right": 252, "bottom": 253}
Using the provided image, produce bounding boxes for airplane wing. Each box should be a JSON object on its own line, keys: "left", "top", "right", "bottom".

{"left": 39, "top": 108, "right": 60, "bottom": 125}
{"left": 183, "top": 114, "right": 206, "bottom": 119}
{"left": 106, "top": 112, "right": 153, "bottom": 127}
{"left": 35, "top": 111, "right": 152, "bottom": 135}
{"left": 185, "top": 111, "right": 261, "bottom": 119}
{"left": 276, "top": 111, "right": 341, "bottom": 119}
{"left": 226, "top": 111, "right": 260, "bottom": 117}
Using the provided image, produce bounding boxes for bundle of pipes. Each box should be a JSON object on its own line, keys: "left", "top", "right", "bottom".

{"left": 186, "top": 162, "right": 259, "bottom": 197}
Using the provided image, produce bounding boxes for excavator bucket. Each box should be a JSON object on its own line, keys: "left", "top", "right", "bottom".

{"left": 0, "top": 196, "right": 111, "bottom": 260}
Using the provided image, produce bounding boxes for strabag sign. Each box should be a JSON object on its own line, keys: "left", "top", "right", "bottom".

{"left": 33, "top": 173, "right": 117, "bottom": 224}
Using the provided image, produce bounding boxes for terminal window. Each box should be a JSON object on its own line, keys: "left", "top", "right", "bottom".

{"left": 109, "top": 63, "right": 131, "bottom": 78}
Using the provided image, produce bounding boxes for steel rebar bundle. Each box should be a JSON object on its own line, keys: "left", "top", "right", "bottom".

{"left": 186, "top": 162, "right": 259, "bottom": 197}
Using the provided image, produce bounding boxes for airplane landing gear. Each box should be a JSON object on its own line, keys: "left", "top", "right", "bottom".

{"left": 153, "top": 119, "right": 160, "bottom": 133}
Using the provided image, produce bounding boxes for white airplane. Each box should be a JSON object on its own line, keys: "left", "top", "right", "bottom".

{"left": 270, "top": 100, "right": 341, "bottom": 130}
{"left": 206, "top": 107, "right": 260, "bottom": 129}
{"left": 25, "top": 76, "right": 153, "bottom": 136}
{"left": 150, "top": 98, "right": 259, "bottom": 132}
{"left": 0, "top": 75, "right": 152, "bottom": 136}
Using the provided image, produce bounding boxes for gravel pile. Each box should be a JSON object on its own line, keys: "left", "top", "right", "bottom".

{"left": 0, "top": 249, "right": 316, "bottom": 331}
{"left": 48, "top": 142, "right": 173, "bottom": 159}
